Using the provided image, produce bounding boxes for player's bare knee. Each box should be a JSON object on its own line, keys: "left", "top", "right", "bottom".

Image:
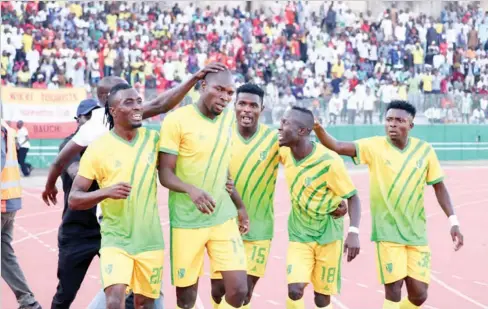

{"left": 133, "top": 294, "right": 155, "bottom": 309}
{"left": 288, "top": 283, "right": 306, "bottom": 301}
{"left": 225, "top": 281, "right": 248, "bottom": 307}
{"left": 314, "top": 292, "right": 331, "bottom": 307}
{"left": 210, "top": 279, "right": 226, "bottom": 301}
{"left": 243, "top": 276, "right": 259, "bottom": 305}
{"left": 106, "top": 294, "right": 125, "bottom": 309}
{"left": 384, "top": 280, "right": 403, "bottom": 302}
{"left": 409, "top": 290, "right": 428, "bottom": 306}
{"left": 176, "top": 285, "right": 198, "bottom": 308}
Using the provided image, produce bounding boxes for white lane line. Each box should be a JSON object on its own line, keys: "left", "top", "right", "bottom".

{"left": 356, "top": 283, "right": 368, "bottom": 288}
{"left": 12, "top": 227, "right": 58, "bottom": 244}
{"left": 332, "top": 297, "right": 352, "bottom": 309}
{"left": 16, "top": 208, "right": 62, "bottom": 219}
{"left": 474, "top": 281, "right": 488, "bottom": 287}
{"left": 266, "top": 300, "right": 280, "bottom": 306}
{"left": 452, "top": 275, "right": 463, "bottom": 280}
{"left": 431, "top": 274, "right": 488, "bottom": 308}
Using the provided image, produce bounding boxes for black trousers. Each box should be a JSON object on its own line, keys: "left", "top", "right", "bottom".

{"left": 51, "top": 236, "right": 137, "bottom": 309}
{"left": 17, "top": 147, "right": 31, "bottom": 176}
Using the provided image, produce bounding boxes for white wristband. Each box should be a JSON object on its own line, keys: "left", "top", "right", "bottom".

{"left": 348, "top": 226, "right": 359, "bottom": 234}
{"left": 449, "top": 215, "right": 459, "bottom": 227}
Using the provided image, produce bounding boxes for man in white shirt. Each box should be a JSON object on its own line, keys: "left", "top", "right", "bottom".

{"left": 42, "top": 62, "right": 227, "bottom": 206}
{"left": 362, "top": 87, "right": 376, "bottom": 124}
{"left": 16, "top": 121, "right": 32, "bottom": 177}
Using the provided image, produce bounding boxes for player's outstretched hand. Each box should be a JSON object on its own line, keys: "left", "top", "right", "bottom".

{"left": 105, "top": 182, "right": 132, "bottom": 200}
{"left": 313, "top": 117, "right": 325, "bottom": 131}
{"left": 42, "top": 185, "right": 58, "bottom": 206}
{"left": 194, "top": 62, "right": 228, "bottom": 80}
{"left": 238, "top": 208, "right": 250, "bottom": 235}
{"left": 188, "top": 187, "right": 216, "bottom": 214}
{"left": 344, "top": 232, "right": 360, "bottom": 262}
{"left": 225, "top": 177, "right": 234, "bottom": 195}
{"left": 450, "top": 225, "right": 464, "bottom": 251}
{"left": 331, "top": 200, "right": 348, "bottom": 219}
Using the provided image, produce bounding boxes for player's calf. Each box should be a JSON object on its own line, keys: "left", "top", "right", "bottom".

{"left": 243, "top": 275, "right": 260, "bottom": 305}
{"left": 133, "top": 294, "right": 155, "bottom": 309}
{"left": 105, "top": 284, "right": 127, "bottom": 309}
{"left": 176, "top": 283, "right": 199, "bottom": 309}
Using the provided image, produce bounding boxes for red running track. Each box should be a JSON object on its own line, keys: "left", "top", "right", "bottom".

{"left": 2, "top": 166, "right": 488, "bottom": 309}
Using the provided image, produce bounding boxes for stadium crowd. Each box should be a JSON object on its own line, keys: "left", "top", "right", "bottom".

{"left": 1, "top": 1, "right": 488, "bottom": 125}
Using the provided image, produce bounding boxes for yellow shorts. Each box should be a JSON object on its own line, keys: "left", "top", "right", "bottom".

{"left": 100, "top": 247, "right": 164, "bottom": 299}
{"left": 212, "top": 239, "right": 272, "bottom": 279}
{"left": 171, "top": 218, "right": 247, "bottom": 287}
{"left": 375, "top": 241, "right": 431, "bottom": 285}
{"left": 287, "top": 240, "right": 343, "bottom": 296}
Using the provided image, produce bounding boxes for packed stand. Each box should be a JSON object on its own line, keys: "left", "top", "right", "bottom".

{"left": 1, "top": 1, "right": 488, "bottom": 125}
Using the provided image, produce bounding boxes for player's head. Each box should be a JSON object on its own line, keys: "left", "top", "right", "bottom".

{"left": 75, "top": 99, "right": 100, "bottom": 126}
{"left": 278, "top": 106, "right": 314, "bottom": 147}
{"left": 385, "top": 100, "right": 416, "bottom": 142}
{"left": 235, "top": 83, "right": 265, "bottom": 129}
{"left": 97, "top": 76, "right": 129, "bottom": 106}
{"left": 200, "top": 69, "right": 235, "bottom": 116}
{"left": 106, "top": 83, "right": 143, "bottom": 130}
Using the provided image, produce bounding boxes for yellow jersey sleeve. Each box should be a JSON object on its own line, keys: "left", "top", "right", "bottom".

{"left": 426, "top": 146, "right": 444, "bottom": 185}
{"left": 352, "top": 137, "right": 377, "bottom": 165}
{"left": 327, "top": 157, "right": 357, "bottom": 199}
{"left": 78, "top": 144, "right": 100, "bottom": 181}
{"left": 159, "top": 113, "right": 180, "bottom": 155}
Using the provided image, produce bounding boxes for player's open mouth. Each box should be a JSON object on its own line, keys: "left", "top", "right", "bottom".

{"left": 132, "top": 114, "right": 142, "bottom": 121}
{"left": 241, "top": 116, "right": 253, "bottom": 125}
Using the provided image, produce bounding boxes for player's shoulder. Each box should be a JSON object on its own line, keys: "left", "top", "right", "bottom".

{"left": 163, "top": 104, "right": 194, "bottom": 122}
{"left": 138, "top": 127, "right": 160, "bottom": 141}
{"left": 315, "top": 142, "right": 342, "bottom": 161}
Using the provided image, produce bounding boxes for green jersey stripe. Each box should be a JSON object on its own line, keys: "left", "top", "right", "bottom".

{"left": 142, "top": 171, "right": 157, "bottom": 216}
{"left": 234, "top": 127, "right": 273, "bottom": 185}
{"left": 248, "top": 150, "right": 279, "bottom": 203}
{"left": 403, "top": 165, "right": 428, "bottom": 215}
{"left": 412, "top": 193, "right": 425, "bottom": 220}
{"left": 294, "top": 165, "right": 331, "bottom": 208}
{"left": 386, "top": 141, "right": 426, "bottom": 200}
{"left": 128, "top": 130, "right": 150, "bottom": 209}
{"left": 257, "top": 163, "right": 280, "bottom": 218}
{"left": 290, "top": 154, "right": 331, "bottom": 193}
{"left": 393, "top": 145, "right": 431, "bottom": 211}
{"left": 202, "top": 109, "right": 229, "bottom": 185}
{"left": 306, "top": 182, "right": 328, "bottom": 223}
{"left": 315, "top": 188, "right": 330, "bottom": 217}
{"left": 136, "top": 132, "right": 157, "bottom": 204}
{"left": 210, "top": 121, "right": 233, "bottom": 190}
{"left": 240, "top": 136, "right": 279, "bottom": 200}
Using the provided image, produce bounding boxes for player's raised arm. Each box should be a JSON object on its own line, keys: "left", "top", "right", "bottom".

{"left": 142, "top": 62, "right": 227, "bottom": 118}
{"left": 313, "top": 120, "right": 357, "bottom": 157}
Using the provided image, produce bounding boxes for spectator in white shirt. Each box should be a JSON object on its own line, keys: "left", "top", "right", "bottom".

{"left": 347, "top": 88, "right": 360, "bottom": 124}
{"left": 16, "top": 120, "right": 32, "bottom": 176}
{"left": 472, "top": 106, "right": 485, "bottom": 123}
{"left": 328, "top": 92, "right": 342, "bottom": 125}
{"left": 362, "top": 87, "right": 376, "bottom": 124}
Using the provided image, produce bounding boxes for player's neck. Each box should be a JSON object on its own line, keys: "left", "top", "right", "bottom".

{"left": 238, "top": 124, "right": 258, "bottom": 140}
{"left": 196, "top": 101, "right": 216, "bottom": 120}
{"left": 113, "top": 125, "right": 138, "bottom": 142}
{"left": 389, "top": 136, "right": 409, "bottom": 150}
{"left": 290, "top": 139, "right": 314, "bottom": 162}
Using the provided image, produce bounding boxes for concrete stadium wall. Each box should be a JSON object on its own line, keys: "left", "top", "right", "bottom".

{"left": 27, "top": 124, "right": 488, "bottom": 169}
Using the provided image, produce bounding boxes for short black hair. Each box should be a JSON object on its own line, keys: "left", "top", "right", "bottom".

{"left": 105, "top": 83, "right": 132, "bottom": 130}
{"left": 290, "top": 106, "right": 314, "bottom": 131}
{"left": 386, "top": 100, "right": 416, "bottom": 118}
{"left": 236, "top": 83, "right": 265, "bottom": 104}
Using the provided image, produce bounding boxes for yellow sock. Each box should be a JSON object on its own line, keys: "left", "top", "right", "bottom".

{"left": 383, "top": 299, "right": 400, "bottom": 309}
{"left": 211, "top": 297, "right": 220, "bottom": 309}
{"left": 399, "top": 298, "right": 419, "bottom": 309}
{"left": 287, "top": 297, "right": 305, "bottom": 309}
{"left": 219, "top": 296, "right": 242, "bottom": 308}
{"left": 315, "top": 304, "right": 333, "bottom": 309}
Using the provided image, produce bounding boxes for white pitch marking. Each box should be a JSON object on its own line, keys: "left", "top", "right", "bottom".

{"left": 376, "top": 289, "right": 385, "bottom": 294}
{"left": 431, "top": 274, "right": 488, "bottom": 308}
{"left": 266, "top": 300, "right": 280, "bottom": 306}
{"left": 356, "top": 283, "right": 368, "bottom": 288}
{"left": 195, "top": 294, "right": 205, "bottom": 309}
{"left": 332, "top": 297, "right": 352, "bottom": 309}
{"left": 452, "top": 275, "right": 463, "bottom": 280}
{"left": 272, "top": 255, "right": 283, "bottom": 260}
{"left": 474, "top": 281, "right": 488, "bottom": 287}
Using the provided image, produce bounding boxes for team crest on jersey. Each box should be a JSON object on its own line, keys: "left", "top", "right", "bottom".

{"left": 178, "top": 268, "right": 186, "bottom": 279}
{"left": 147, "top": 152, "right": 155, "bottom": 165}
{"left": 304, "top": 177, "right": 312, "bottom": 187}
{"left": 259, "top": 150, "right": 268, "bottom": 161}
{"left": 416, "top": 159, "right": 424, "bottom": 169}
{"left": 386, "top": 263, "right": 393, "bottom": 273}
{"left": 105, "top": 264, "right": 113, "bottom": 274}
